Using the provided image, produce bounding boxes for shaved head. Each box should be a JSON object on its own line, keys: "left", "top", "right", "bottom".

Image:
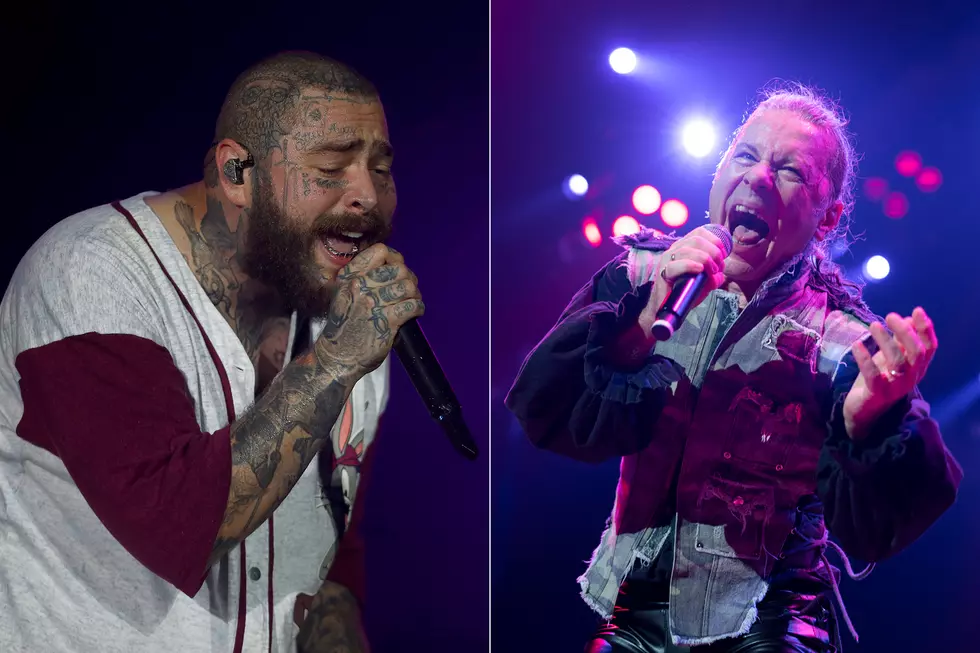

{"left": 201, "top": 50, "right": 395, "bottom": 317}
{"left": 210, "top": 51, "right": 378, "bottom": 169}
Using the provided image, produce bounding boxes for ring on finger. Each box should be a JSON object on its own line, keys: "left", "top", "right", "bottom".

{"left": 887, "top": 359, "right": 910, "bottom": 378}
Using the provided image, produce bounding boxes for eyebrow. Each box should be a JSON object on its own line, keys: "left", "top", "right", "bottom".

{"left": 735, "top": 142, "right": 814, "bottom": 176}
{"left": 305, "top": 138, "right": 394, "bottom": 158}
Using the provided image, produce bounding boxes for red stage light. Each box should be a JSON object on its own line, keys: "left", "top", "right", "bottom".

{"left": 863, "top": 177, "right": 889, "bottom": 201}
{"left": 612, "top": 215, "right": 641, "bottom": 238}
{"left": 915, "top": 167, "right": 943, "bottom": 193}
{"left": 583, "top": 218, "right": 602, "bottom": 246}
{"left": 660, "top": 200, "right": 689, "bottom": 228}
{"left": 895, "top": 151, "right": 922, "bottom": 177}
{"left": 631, "top": 185, "right": 662, "bottom": 215}
{"left": 883, "top": 191, "right": 909, "bottom": 219}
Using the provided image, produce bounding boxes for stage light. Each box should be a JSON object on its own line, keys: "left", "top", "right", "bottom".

{"left": 563, "top": 174, "right": 589, "bottom": 199}
{"left": 883, "top": 191, "right": 909, "bottom": 219}
{"left": 612, "top": 215, "right": 641, "bottom": 238}
{"left": 864, "top": 255, "right": 890, "bottom": 281}
{"left": 609, "top": 48, "right": 637, "bottom": 74}
{"left": 632, "top": 185, "right": 662, "bottom": 215}
{"left": 862, "top": 177, "right": 889, "bottom": 202}
{"left": 681, "top": 119, "right": 716, "bottom": 158}
{"left": 915, "top": 167, "right": 943, "bottom": 192}
{"left": 660, "top": 199, "right": 689, "bottom": 228}
{"left": 895, "top": 151, "right": 922, "bottom": 177}
{"left": 583, "top": 218, "right": 602, "bottom": 247}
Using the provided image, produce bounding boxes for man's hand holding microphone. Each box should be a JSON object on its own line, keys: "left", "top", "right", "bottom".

{"left": 612, "top": 224, "right": 731, "bottom": 368}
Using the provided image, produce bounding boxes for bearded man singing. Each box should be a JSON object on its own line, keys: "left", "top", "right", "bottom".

{"left": 0, "top": 51, "right": 424, "bottom": 653}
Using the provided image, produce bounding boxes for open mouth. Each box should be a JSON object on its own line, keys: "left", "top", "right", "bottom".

{"left": 727, "top": 204, "right": 771, "bottom": 247}
{"left": 319, "top": 230, "right": 371, "bottom": 262}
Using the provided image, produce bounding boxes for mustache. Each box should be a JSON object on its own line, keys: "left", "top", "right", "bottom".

{"left": 312, "top": 211, "right": 391, "bottom": 243}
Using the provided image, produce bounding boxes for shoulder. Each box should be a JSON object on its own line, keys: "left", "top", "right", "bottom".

{"left": 13, "top": 198, "right": 157, "bottom": 282}
{"left": 1, "top": 199, "right": 164, "bottom": 353}
{"left": 614, "top": 227, "right": 679, "bottom": 253}
{"left": 611, "top": 227, "right": 681, "bottom": 289}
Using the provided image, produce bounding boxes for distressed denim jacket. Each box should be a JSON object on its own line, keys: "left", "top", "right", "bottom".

{"left": 505, "top": 230, "right": 962, "bottom": 647}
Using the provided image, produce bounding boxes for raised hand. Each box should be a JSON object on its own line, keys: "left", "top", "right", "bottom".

{"left": 843, "top": 307, "right": 938, "bottom": 440}
{"left": 638, "top": 226, "right": 728, "bottom": 331}
{"left": 315, "top": 243, "right": 424, "bottom": 375}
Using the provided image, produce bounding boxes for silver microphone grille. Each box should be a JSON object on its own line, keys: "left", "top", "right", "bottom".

{"left": 703, "top": 223, "right": 733, "bottom": 258}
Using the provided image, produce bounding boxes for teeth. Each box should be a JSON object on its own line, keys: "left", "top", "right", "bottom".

{"left": 325, "top": 245, "right": 357, "bottom": 258}
{"left": 733, "top": 204, "right": 758, "bottom": 216}
{"left": 341, "top": 231, "right": 363, "bottom": 238}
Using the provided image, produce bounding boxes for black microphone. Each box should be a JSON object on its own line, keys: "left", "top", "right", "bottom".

{"left": 651, "top": 223, "right": 733, "bottom": 341}
{"left": 393, "top": 320, "right": 478, "bottom": 460}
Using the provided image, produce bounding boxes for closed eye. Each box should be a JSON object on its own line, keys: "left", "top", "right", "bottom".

{"left": 781, "top": 166, "right": 805, "bottom": 181}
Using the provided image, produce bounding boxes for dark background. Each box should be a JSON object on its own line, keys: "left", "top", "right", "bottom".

{"left": 492, "top": 1, "right": 979, "bottom": 651}
{"left": 4, "top": 2, "right": 488, "bottom": 651}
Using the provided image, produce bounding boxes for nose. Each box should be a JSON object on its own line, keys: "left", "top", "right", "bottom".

{"left": 344, "top": 167, "right": 379, "bottom": 214}
{"left": 742, "top": 161, "right": 775, "bottom": 193}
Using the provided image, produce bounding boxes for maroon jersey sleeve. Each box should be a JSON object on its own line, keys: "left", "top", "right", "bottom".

{"left": 15, "top": 333, "right": 231, "bottom": 597}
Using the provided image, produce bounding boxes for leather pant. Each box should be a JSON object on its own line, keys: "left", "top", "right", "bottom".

{"left": 586, "top": 578, "right": 840, "bottom": 653}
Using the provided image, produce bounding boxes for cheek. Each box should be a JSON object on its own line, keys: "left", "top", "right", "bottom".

{"left": 707, "top": 177, "right": 727, "bottom": 216}
{"left": 377, "top": 178, "right": 397, "bottom": 213}
{"left": 774, "top": 194, "right": 820, "bottom": 247}
{"left": 289, "top": 170, "right": 341, "bottom": 203}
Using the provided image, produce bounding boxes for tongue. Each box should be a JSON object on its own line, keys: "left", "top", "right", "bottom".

{"left": 323, "top": 237, "right": 355, "bottom": 254}
{"left": 733, "top": 223, "right": 765, "bottom": 245}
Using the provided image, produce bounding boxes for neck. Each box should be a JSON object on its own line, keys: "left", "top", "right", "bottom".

{"left": 151, "top": 181, "right": 292, "bottom": 365}
{"left": 720, "top": 279, "right": 754, "bottom": 308}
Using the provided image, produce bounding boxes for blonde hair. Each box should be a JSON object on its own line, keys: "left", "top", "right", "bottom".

{"left": 720, "top": 81, "right": 860, "bottom": 252}
{"left": 721, "top": 82, "right": 874, "bottom": 320}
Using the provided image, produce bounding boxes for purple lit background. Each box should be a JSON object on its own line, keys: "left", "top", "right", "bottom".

{"left": 5, "top": 2, "right": 489, "bottom": 651}
{"left": 492, "top": 1, "right": 979, "bottom": 651}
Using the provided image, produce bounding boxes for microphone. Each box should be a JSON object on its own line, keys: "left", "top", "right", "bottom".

{"left": 651, "top": 223, "right": 733, "bottom": 341}
{"left": 393, "top": 320, "right": 479, "bottom": 461}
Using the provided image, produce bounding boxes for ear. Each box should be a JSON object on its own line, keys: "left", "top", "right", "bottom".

{"left": 813, "top": 199, "right": 843, "bottom": 241}
{"left": 214, "top": 139, "right": 253, "bottom": 207}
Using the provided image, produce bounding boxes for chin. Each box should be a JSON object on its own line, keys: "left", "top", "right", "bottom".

{"left": 723, "top": 256, "right": 754, "bottom": 279}
{"left": 315, "top": 263, "right": 341, "bottom": 281}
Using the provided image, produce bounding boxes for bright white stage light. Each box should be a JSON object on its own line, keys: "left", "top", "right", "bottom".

{"left": 681, "top": 119, "right": 717, "bottom": 158}
{"left": 864, "top": 255, "right": 890, "bottom": 281}
{"left": 564, "top": 174, "right": 589, "bottom": 198}
{"left": 609, "top": 48, "right": 637, "bottom": 75}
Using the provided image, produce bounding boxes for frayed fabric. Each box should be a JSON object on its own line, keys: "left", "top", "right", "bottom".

{"left": 669, "top": 580, "right": 771, "bottom": 647}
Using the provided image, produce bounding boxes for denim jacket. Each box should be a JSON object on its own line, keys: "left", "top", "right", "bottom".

{"left": 505, "top": 230, "right": 962, "bottom": 647}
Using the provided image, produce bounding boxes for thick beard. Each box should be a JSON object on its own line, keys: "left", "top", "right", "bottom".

{"left": 241, "top": 172, "right": 391, "bottom": 318}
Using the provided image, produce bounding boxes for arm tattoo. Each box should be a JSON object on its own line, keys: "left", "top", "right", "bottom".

{"left": 209, "top": 349, "right": 355, "bottom": 564}
{"left": 297, "top": 581, "right": 368, "bottom": 653}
